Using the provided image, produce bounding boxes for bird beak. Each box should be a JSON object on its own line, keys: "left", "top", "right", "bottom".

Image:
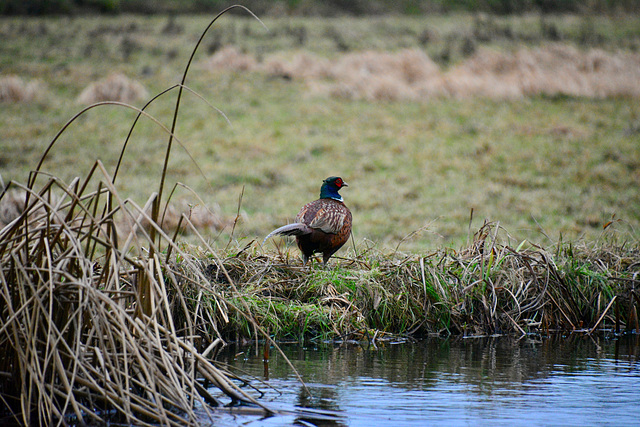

{"left": 342, "top": 182, "right": 348, "bottom": 187}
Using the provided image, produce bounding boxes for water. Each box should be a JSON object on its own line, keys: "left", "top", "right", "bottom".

{"left": 203, "top": 335, "right": 640, "bottom": 426}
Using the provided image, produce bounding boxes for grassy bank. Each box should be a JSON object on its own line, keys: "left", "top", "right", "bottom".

{"left": 176, "top": 223, "right": 640, "bottom": 341}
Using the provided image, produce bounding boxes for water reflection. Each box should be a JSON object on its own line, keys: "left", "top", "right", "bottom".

{"left": 211, "top": 335, "right": 639, "bottom": 426}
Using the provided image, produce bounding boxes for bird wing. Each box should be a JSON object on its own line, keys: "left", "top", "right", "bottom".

{"left": 308, "top": 207, "right": 347, "bottom": 235}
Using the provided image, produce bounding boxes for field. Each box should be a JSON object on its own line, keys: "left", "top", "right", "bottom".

{"left": 1, "top": 12, "right": 639, "bottom": 252}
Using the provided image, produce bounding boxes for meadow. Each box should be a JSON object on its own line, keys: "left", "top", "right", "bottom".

{"left": 1, "top": 12, "right": 639, "bottom": 252}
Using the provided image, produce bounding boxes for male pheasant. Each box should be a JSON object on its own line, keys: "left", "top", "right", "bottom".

{"left": 263, "top": 176, "right": 352, "bottom": 266}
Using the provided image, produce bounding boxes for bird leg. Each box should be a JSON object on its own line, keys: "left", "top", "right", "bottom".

{"left": 322, "top": 252, "right": 333, "bottom": 266}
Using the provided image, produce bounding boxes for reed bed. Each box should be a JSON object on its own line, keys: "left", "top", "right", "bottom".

{"left": 177, "top": 222, "right": 640, "bottom": 341}
{"left": 0, "top": 6, "right": 276, "bottom": 425}
{"left": 1, "top": 176, "right": 636, "bottom": 423}
{"left": 0, "top": 171, "right": 273, "bottom": 425}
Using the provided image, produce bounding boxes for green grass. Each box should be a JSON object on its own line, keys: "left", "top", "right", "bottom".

{"left": 1, "top": 13, "right": 640, "bottom": 253}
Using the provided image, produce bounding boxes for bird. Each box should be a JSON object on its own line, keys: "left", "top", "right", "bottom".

{"left": 263, "top": 176, "right": 352, "bottom": 266}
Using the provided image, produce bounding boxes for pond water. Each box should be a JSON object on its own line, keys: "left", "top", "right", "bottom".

{"left": 203, "top": 335, "right": 640, "bottom": 426}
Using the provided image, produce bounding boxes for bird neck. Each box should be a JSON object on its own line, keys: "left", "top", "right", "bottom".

{"left": 319, "top": 184, "right": 343, "bottom": 202}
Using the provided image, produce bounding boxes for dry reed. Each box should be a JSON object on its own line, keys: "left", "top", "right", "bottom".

{"left": 0, "top": 6, "right": 279, "bottom": 425}
{"left": 0, "top": 169, "right": 270, "bottom": 425}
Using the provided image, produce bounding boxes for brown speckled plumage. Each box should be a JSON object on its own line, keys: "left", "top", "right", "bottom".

{"left": 263, "top": 177, "right": 352, "bottom": 266}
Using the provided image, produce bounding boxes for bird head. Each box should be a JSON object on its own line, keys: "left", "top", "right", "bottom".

{"left": 320, "top": 176, "right": 348, "bottom": 201}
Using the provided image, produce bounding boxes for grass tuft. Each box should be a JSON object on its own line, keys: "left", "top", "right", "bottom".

{"left": 0, "top": 75, "right": 44, "bottom": 102}
{"left": 204, "top": 45, "right": 257, "bottom": 72}
{"left": 77, "top": 72, "right": 148, "bottom": 104}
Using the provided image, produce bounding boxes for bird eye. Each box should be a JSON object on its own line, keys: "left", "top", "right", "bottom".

{"left": 335, "top": 178, "right": 343, "bottom": 187}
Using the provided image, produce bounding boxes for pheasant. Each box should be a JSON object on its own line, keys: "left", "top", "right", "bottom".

{"left": 263, "top": 176, "right": 352, "bottom": 266}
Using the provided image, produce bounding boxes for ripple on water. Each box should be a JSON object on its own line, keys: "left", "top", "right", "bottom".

{"left": 207, "top": 337, "right": 640, "bottom": 426}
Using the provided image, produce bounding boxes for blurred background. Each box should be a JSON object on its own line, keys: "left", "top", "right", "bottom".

{"left": 1, "top": 0, "right": 639, "bottom": 252}
{"left": 2, "top": 0, "right": 640, "bottom": 16}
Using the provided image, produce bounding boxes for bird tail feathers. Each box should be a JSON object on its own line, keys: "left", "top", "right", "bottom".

{"left": 262, "top": 223, "right": 311, "bottom": 246}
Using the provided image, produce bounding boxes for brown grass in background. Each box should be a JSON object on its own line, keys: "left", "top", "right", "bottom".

{"left": 448, "top": 44, "right": 640, "bottom": 98}
{"left": 77, "top": 72, "right": 148, "bottom": 104}
{"left": 262, "top": 51, "right": 331, "bottom": 80}
{"left": 0, "top": 190, "right": 27, "bottom": 228}
{"left": 141, "top": 200, "right": 230, "bottom": 235}
{"left": 0, "top": 75, "right": 43, "bottom": 102}
{"left": 318, "top": 49, "right": 446, "bottom": 101}
{"left": 0, "top": 189, "right": 228, "bottom": 236}
{"left": 203, "top": 45, "right": 257, "bottom": 72}
{"left": 205, "top": 44, "right": 640, "bottom": 100}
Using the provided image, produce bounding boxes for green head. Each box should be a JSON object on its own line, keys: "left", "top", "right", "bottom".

{"left": 319, "top": 176, "right": 348, "bottom": 201}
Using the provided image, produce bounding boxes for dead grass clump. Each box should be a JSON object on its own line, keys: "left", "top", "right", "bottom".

{"left": 289, "top": 51, "right": 332, "bottom": 79}
{"left": 445, "top": 68, "right": 523, "bottom": 99}
{"left": 262, "top": 51, "right": 331, "bottom": 80}
{"left": 325, "top": 49, "right": 444, "bottom": 101}
{"left": 205, "top": 44, "right": 640, "bottom": 100}
{"left": 77, "top": 72, "right": 148, "bottom": 104}
{"left": 315, "top": 49, "right": 446, "bottom": 101}
{"left": 204, "top": 45, "right": 257, "bottom": 72}
{"left": 0, "top": 75, "right": 43, "bottom": 102}
{"left": 0, "top": 188, "right": 60, "bottom": 229}
{"left": 204, "top": 47, "right": 447, "bottom": 101}
{"left": 137, "top": 201, "right": 229, "bottom": 236}
{"left": 580, "top": 49, "right": 640, "bottom": 97}
{"left": 164, "top": 202, "right": 228, "bottom": 231}
{"left": 447, "top": 44, "right": 640, "bottom": 98}
{"left": 0, "top": 189, "right": 25, "bottom": 228}
{"left": 396, "top": 48, "right": 442, "bottom": 83}
{"left": 0, "top": 189, "right": 227, "bottom": 238}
